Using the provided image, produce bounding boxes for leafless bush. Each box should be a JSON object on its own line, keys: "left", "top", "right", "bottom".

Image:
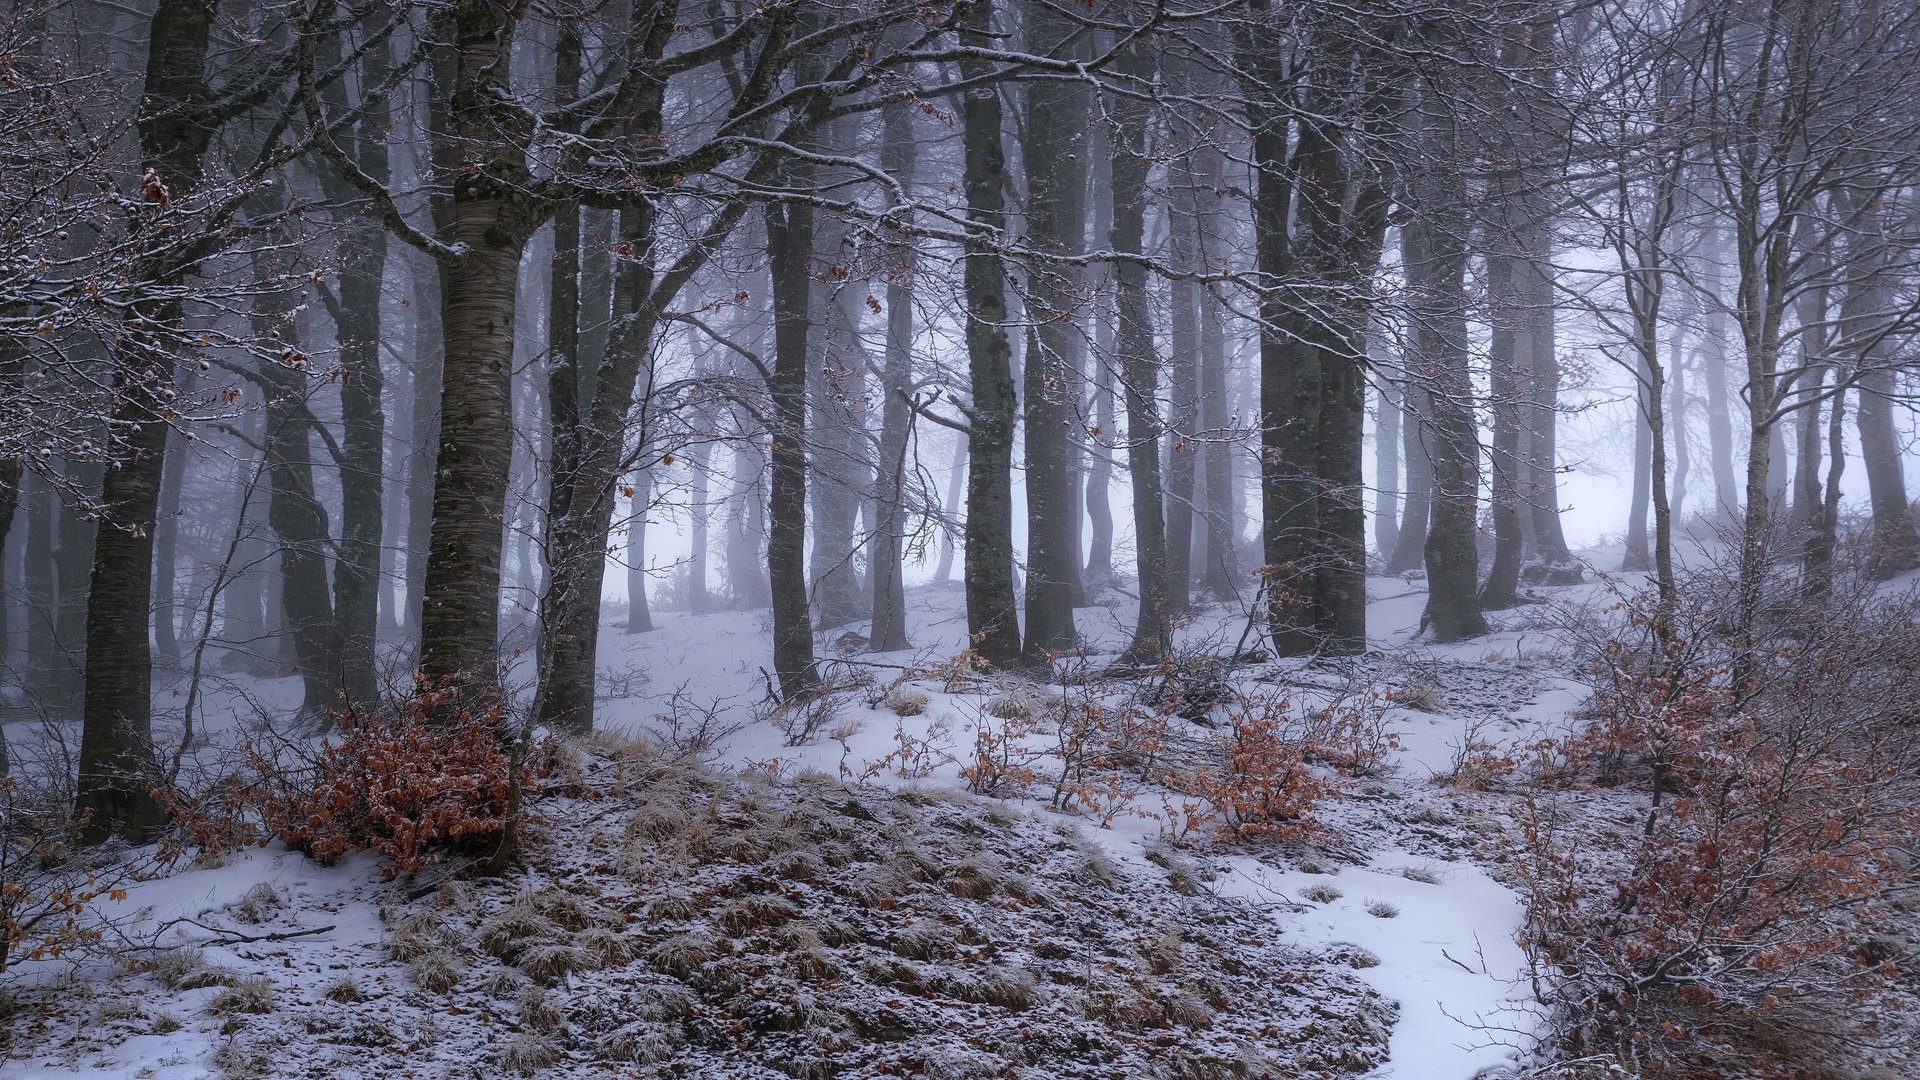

{"left": 1432, "top": 718, "right": 1515, "bottom": 791}
{"left": 1517, "top": 562, "right": 1920, "bottom": 1077}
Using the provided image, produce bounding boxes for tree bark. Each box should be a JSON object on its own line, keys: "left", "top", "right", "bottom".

{"left": 76, "top": 0, "right": 218, "bottom": 840}
{"left": 1109, "top": 43, "right": 1169, "bottom": 665}
{"left": 1404, "top": 98, "right": 1487, "bottom": 643}
{"left": 1018, "top": 4, "right": 1089, "bottom": 657}
{"left": 766, "top": 195, "right": 820, "bottom": 696}
{"left": 869, "top": 98, "right": 916, "bottom": 652}
{"left": 1386, "top": 380, "right": 1432, "bottom": 574}
{"left": 416, "top": 2, "right": 542, "bottom": 697}
{"left": 625, "top": 468, "right": 654, "bottom": 633}
{"left": 956, "top": 0, "right": 1022, "bottom": 669}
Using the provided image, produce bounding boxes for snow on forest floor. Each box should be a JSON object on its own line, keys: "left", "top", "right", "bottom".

{"left": 0, "top": 565, "right": 1632, "bottom": 1079}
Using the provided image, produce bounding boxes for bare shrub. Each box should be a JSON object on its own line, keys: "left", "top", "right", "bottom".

{"left": 1432, "top": 718, "right": 1515, "bottom": 791}
{"left": 1186, "top": 688, "right": 1332, "bottom": 840}
{"left": 252, "top": 687, "right": 539, "bottom": 877}
{"left": 767, "top": 677, "right": 860, "bottom": 746}
{"left": 1517, "top": 567, "right": 1920, "bottom": 1076}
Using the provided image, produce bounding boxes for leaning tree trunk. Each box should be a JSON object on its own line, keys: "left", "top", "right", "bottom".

{"left": 956, "top": 0, "right": 1022, "bottom": 669}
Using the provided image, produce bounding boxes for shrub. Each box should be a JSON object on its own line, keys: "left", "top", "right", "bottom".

{"left": 1516, "top": 569, "right": 1920, "bottom": 1077}
{"left": 254, "top": 689, "right": 538, "bottom": 878}
{"left": 1186, "top": 691, "right": 1331, "bottom": 840}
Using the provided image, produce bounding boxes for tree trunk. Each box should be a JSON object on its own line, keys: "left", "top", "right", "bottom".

{"left": 1482, "top": 249, "right": 1525, "bottom": 604}
{"left": 1386, "top": 381, "right": 1433, "bottom": 574}
{"left": 417, "top": 211, "right": 529, "bottom": 689}
{"left": 1108, "top": 44, "right": 1169, "bottom": 665}
{"left": 263, "top": 376, "right": 343, "bottom": 725}
{"left": 625, "top": 469, "right": 654, "bottom": 633}
{"left": 1196, "top": 201, "right": 1239, "bottom": 597}
{"left": 317, "top": 22, "right": 392, "bottom": 712}
{"left": 934, "top": 432, "right": 966, "bottom": 584}
{"left": 766, "top": 196, "right": 819, "bottom": 696}
{"left": 956, "top": 0, "right": 1022, "bottom": 669}
{"left": 1373, "top": 370, "right": 1401, "bottom": 563}
{"left": 22, "top": 473, "right": 56, "bottom": 706}
{"left": 1018, "top": 6, "right": 1089, "bottom": 657}
{"left": 1620, "top": 368, "right": 1653, "bottom": 572}
{"left": 1163, "top": 171, "right": 1202, "bottom": 616}
{"left": 869, "top": 99, "right": 915, "bottom": 652}
{"left": 76, "top": 0, "right": 219, "bottom": 840}
{"left": 1697, "top": 226, "right": 1739, "bottom": 518}
{"left": 1404, "top": 100, "right": 1486, "bottom": 643}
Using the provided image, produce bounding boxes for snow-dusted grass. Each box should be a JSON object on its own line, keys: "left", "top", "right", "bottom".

{"left": 1, "top": 563, "right": 1654, "bottom": 1079}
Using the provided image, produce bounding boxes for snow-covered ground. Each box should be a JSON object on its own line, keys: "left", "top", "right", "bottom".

{"left": 1, "top": 564, "right": 1632, "bottom": 1079}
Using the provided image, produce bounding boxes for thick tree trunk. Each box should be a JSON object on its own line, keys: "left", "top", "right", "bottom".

{"left": 417, "top": 210, "right": 528, "bottom": 689}
{"left": 1018, "top": 7, "right": 1088, "bottom": 657}
{"left": 263, "top": 377, "right": 343, "bottom": 725}
{"left": 956, "top": 0, "right": 1022, "bottom": 669}
{"left": 1856, "top": 368, "right": 1919, "bottom": 578}
{"left": 318, "top": 24, "right": 392, "bottom": 712}
{"left": 76, "top": 0, "right": 218, "bottom": 839}
{"left": 1244, "top": 34, "right": 1315, "bottom": 655}
{"left": 1404, "top": 114, "right": 1487, "bottom": 643}
{"left": 766, "top": 198, "right": 819, "bottom": 696}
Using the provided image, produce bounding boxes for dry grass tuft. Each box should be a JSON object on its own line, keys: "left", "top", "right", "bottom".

{"left": 408, "top": 947, "right": 464, "bottom": 993}
{"left": 208, "top": 976, "right": 274, "bottom": 1015}
{"left": 500, "top": 1033, "right": 557, "bottom": 1076}
{"left": 518, "top": 941, "right": 588, "bottom": 984}
{"left": 230, "top": 882, "right": 281, "bottom": 925}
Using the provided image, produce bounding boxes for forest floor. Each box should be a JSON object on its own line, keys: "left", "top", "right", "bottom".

{"left": 0, "top": 559, "right": 1656, "bottom": 1079}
